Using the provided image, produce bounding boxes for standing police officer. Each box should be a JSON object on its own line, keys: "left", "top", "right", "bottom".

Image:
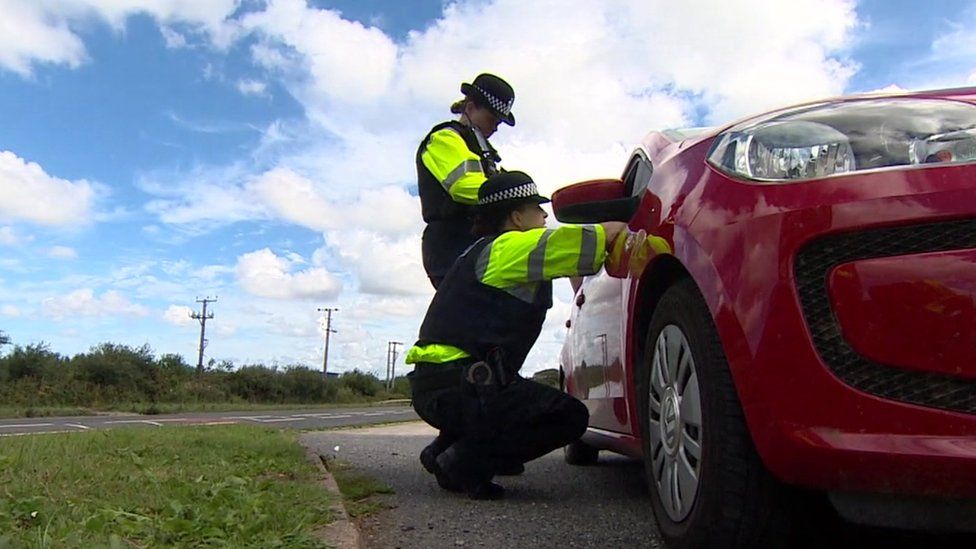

{"left": 417, "top": 73, "right": 516, "bottom": 289}
{"left": 406, "top": 171, "right": 626, "bottom": 499}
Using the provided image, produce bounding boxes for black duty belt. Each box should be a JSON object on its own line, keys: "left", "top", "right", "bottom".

{"left": 409, "top": 358, "right": 475, "bottom": 394}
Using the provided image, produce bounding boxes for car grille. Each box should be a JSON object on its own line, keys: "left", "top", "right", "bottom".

{"left": 795, "top": 218, "right": 976, "bottom": 415}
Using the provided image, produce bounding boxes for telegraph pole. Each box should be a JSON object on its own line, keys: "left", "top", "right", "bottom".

{"left": 317, "top": 307, "right": 338, "bottom": 376}
{"left": 189, "top": 296, "right": 217, "bottom": 375}
{"left": 387, "top": 341, "right": 402, "bottom": 390}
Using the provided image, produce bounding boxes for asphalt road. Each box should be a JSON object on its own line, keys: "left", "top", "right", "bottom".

{"left": 301, "top": 422, "right": 976, "bottom": 549}
{"left": 0, "top": 405, "right": 418, "bottom": 436}
{"left": 302, "top": 422, "right": 663, "bottom": 548}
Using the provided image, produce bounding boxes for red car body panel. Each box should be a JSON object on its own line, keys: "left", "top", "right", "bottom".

{"left": 560, "top": 88, "right": 976, "bottom": 500}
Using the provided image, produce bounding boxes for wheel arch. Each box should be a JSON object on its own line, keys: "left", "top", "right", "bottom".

{"left": 630, "top": 255, "right": 693, "bottom": 389}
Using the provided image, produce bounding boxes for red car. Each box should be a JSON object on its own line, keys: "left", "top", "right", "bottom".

{"left": 552, "top": 87, "right": 976, "bottom": 547}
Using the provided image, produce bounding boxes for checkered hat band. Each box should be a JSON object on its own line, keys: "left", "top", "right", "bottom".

{"left": 475, "top": 85, "right": 513, "bottom": 116}
{"left": 480, "top": 182, "right": 539, "bottom": 205}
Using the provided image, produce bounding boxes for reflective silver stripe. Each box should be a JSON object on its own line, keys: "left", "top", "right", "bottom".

{"left": 442, "top": 159, "right": 483, "bottom": 191}
{"left": 528, "top": 230, "right": 554, "bottom": 281}
{"left": 504, "top": 283, "right": 537, "bottom": 303}
{"left": 475, "top": 243, "right": 492, "bottom": 281}
{"left": 577, "top": 226, "right": 599, "bottom": 274}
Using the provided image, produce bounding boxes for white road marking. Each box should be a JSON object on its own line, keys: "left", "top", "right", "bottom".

{"left": 252, "top": 417, "right": 304, "bottom": 423}
{"left": 64, "top": 423, "right": 90, "bottom": 430}
{"left": 104, "top": 420, "right": 163, "bottom": 426}
{"left": 0, "top": 423, "right": 54, "bottom": 429}
{"left": 0, "top": 430, "right": 77, "bottom": 437}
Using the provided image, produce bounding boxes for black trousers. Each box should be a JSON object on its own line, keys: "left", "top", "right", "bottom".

{"left": 410, "top": 362, "right": 589, "bottom": 478}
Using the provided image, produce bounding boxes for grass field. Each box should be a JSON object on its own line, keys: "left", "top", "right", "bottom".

{"left": 0, "top": 425, "right": 335, "bottom": 548}
{"left": 0, "top": 399, "right": 412, "bottom": 419}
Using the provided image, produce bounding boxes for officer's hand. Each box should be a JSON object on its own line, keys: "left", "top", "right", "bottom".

{"left": 600, "top": 222, "right": 628, "bottom": 248}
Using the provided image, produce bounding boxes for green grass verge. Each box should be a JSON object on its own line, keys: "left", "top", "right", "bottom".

{"left": 0, "top": 425, "right": 335, "bottom": 548}
{"left": 325, "top": 460, "right": 394, "bottom": 518}
{"left": 0, "top": 399, "right": 412, "bottom": 419}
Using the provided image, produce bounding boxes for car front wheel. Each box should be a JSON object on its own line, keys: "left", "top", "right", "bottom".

{"left": 638, "top": 279, "right": 787, "bottom": 548}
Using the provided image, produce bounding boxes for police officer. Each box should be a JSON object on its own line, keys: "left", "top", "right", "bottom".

{"left": 417, "top": 72, "right": 516, "bottom": 289}
{"left": 406, "top": 171, "right": 627, "bottom": 499}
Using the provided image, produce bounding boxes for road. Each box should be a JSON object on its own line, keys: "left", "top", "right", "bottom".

{"left": 301, "top": 422, "right": 976, "bottom": 549}
{"left": 302, "top": 422, "right": 663, "bottom": 548}
{"left": 0, "top": 406, "right": 417, "bottom": 436}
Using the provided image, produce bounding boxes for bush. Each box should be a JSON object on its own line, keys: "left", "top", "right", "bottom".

{"left": 0, "top": 343, "right": 68, "bottom": 382}
{"left": 281, "top": 366, "right": 337, "bottom": 402}
{"left": 225, "top": 365, "right": 283, "bottom": 402}
{"left": 71, "top": 343, "right": 158, "bottom": 395}
{"left": 338, "top": 370, "right": 382, "bottom": 397}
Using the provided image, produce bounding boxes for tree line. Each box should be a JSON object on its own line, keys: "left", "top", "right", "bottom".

{"left": 0, "top": 332, "right": 409, "bottom": 414}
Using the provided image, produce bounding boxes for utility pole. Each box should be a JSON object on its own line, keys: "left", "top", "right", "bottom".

{"left": 386, "top": 341, "right": 403, "bottom": 390}
{"left": 317, "top": 307, "right": 338, "bottom": 376}
{"left": 189, "top": 296, "right": 217, "bottom": 375}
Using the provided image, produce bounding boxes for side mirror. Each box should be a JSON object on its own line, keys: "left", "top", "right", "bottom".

{"left": 551, "top": 178, "right": 639, "bottom": 223}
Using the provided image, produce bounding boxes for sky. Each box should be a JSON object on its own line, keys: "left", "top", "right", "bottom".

{"left": 1, "top": 0, "right": 976, "bottom": 379}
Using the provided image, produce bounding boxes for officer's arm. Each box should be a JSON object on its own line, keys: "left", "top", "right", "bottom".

{"left": 420, "top": 128, "right": 485, "bottom": 205}
{"left": 478, "top": 224, "right": 609, "bottom": 287}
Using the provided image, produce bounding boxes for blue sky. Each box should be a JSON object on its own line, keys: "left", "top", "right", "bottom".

{"left": 1, "top": 0, "right": 975, "bottom": 377}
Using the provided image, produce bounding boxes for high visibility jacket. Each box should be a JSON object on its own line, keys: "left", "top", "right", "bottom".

{"left": 406, "top": 224, "right": 607, "bottom": 371}
{"left": 417, "top": 120, "right": 501, "bottom": 280}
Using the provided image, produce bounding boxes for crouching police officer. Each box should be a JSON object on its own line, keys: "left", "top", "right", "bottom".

{"left": 405, "top": 171, "right": 626, "bottom": 499}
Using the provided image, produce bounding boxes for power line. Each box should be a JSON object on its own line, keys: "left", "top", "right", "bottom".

{"left": 386, "top": 341, "right": 403, "bottom": 390}
{"left": 189, "top": 296, "right": 217, "bottom": 375}
{"left": 317, "top": 307, "right": 338, "bottom": 376}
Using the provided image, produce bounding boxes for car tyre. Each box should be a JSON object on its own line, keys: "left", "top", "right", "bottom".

{"left": 638, "top": 279, "right": 787, "bottom": 548}
{"left": 564, "top": 438, "right": 600, "bottom": 465}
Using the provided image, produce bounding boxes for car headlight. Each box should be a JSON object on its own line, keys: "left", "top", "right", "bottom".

{"left": 708, "top": 98, "right": 976, "bottom": 183}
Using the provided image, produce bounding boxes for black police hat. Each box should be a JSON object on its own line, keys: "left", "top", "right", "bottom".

{"left": 461, "top": 73, "right": 516, "bottom": 126}
{"left": 478, "top": 171, "right": 550, "bottom": 207}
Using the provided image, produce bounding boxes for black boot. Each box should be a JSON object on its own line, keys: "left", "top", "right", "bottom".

{"left": 494, "top": 461, "right": 525, "bottom": 476}
{"left": 436, "top": 444, "right": 504, "bottom": 500}
{"left": 420, "top": 435, "right": 461, "bottom": 492}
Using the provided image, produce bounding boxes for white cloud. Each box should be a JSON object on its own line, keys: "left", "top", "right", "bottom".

{"left": 326, "top": 229, "right": 430, "bottom": 296}
{"left": 237, "top": 78, "right": 268, "bottom": 96}
{"left": 163, "top": 304, "right": 194, "bottom": 326}
{"left": 41, "top": 289, "right": 150, "bottom": 320}
{"left": 0, "top": 151, "right": 96, "bottom": 226}
{"left": 241, "top": 1, "right": 398, "bottom": 108}
{"left": 235, "top": 248, "right": 342, "bottom": 300}
{"left": 48, "top": 246, "right": 78, "bottom": 260}
{"left": 0, "top": 1, "right": 240, "bottom": 76}
{"left": 140, "top": 162, "right": 269, "bottom": 226}
{"left": 969, "top": 70, "right": 976, "bottom": 85}
{"left": 159, "top": 25, "right": 187, "bottom": 48}
{"left": 0, "top": 227, "right": 33, "bottom": 246}
{"left": 250, "top": 167, "right": 422, "bottom": 235}
{"left": 0, "top": 2, "right": 87, "bottom": 76}
{"left": 1, "top": 305, "right": 21, "bottom": 317}
{"left": 865, "top": 84, "right": 909, "bottom": 95}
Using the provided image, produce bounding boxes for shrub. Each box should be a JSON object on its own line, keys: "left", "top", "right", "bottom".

{"left": 226, "top": 365, "right": 283, "bottom": 402}
{"left": 338, "top": 370, "right": 382, "bottom": 397}
{"left": 280, "top": 366, "right": 336, "bottom": 402}
{"left": 0, "top": 343, "right": 67, "bottom": 381}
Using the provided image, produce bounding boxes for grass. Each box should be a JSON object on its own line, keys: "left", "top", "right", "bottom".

{"left": 325, "top": 460, "right": 394, "bottom": 518}
{"left": 0, "top": 399, "right": 412, "bottom": 419}
{"left": 0, "top": 425, "right": 335, "bottom": 548}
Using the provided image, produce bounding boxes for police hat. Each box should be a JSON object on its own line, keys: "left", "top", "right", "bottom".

{"left": 461, "top": 73, "right": 516, "bottom": 126}
{"left": 478, "top": 171, "right": 550, "bottom": 207}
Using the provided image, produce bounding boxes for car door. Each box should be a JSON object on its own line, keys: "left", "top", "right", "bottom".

{"left": 570, "top": 153, "right": 653, "bottom": 432}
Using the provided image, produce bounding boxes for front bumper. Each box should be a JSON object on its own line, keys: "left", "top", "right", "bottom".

{"left": 689, "top": 162, "right": 976, "bottom": 498}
